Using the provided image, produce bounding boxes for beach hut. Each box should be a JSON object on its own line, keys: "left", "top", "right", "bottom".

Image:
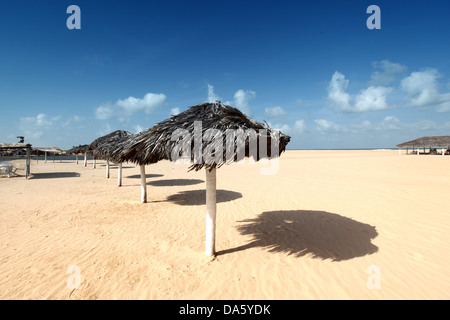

{"left": 0, "top": 142, "right": 32, "bottom": 178}
{"left": 397, "top": 136, "right": 450, "bottom": 155}
{"left": 111, "top": 102, "right": 290, "bottom": 256}
{"left": 88, "top": 130, "right": 133, "bottom": 183}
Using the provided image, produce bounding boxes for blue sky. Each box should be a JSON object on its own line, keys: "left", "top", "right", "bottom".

{"left": 1, "top": 0, "right": 450, "bottom": 149}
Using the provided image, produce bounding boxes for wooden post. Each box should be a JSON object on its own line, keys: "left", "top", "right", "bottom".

{"left": 26, "top": 146, "right": 31, "bottom": 179}
{"left": 93, "top": 158, "right": 96, "bottom": 169}
{"left": 106, "top": 160, "right": 110, "bottom": 178}
{"left": 118, "top": 163, "right": 122, "bottom": 187}
{"left": 84, "top": 152, "right": 87, "bottom": 167}
{"left": 45, "top": 151, "right": 47, "bottom": 163}
{"left": 140, "top": 165, "right": 147, "bottom": 203}
{"left": 76, "top": 154, "right": 78, "bottom": 164}
{"left": 205, "top": 167, "right": 217, "bottom": 256}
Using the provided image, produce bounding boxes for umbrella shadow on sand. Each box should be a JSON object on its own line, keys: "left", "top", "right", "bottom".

{"left": 126, "top": 174, "right": 164, "bottom": 179}
{"left": 218, "top": 210, "right": 378, "bottom": 261}
{"left": 163, "top": 189, "right": 242, "bottom": 206}
{"left": 148, "top": 179, "right": 204, "bottom": 187}
{"left": 29, "top": 172, "right": 81, "bottom": 179}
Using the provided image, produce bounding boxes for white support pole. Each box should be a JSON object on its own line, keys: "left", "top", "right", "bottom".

{"left": 442, "top": 147, "right": 445, "bottom": 156}
{"left": 205, "top": 167, "right": 217, "bottom": 257}
{"left": 118, "top": 163, "right": 122, "bottom": 187}
{"left": 398, "top": 148, "right": 401, "bottom": 156}
{"left": 84, "top": 153, "right": 87, "bottom": 167}
{"left": 106, "top": 160, "right": 110, "bottom": 178}
{"left": 140, "top": 165, "right": 147, "bottom": 203}
{"left": 26, "top": 147, "right": 31, "bottom": 179}
{"left": 417, "top": 147, "right": 419, "bottom": 155}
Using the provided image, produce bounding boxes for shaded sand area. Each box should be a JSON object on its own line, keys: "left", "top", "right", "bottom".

{"left": 1, "top": 150, "right": 449, "bottom": 299}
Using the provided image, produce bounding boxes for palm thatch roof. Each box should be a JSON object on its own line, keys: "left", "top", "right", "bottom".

{"left": 34, "top": 147, "right": 64, "bottom": 154}
{"left": 88, "top": 130, "right": 133, "bottom": 160}
{"left": 110, "top": 102, "right": 290, "bottom": 171}
{"left": 397, "top": 136, "right": 450, "bottom": 148}
{"left": 0, "top": 142, "right": 32, "bottom": 149}
{"left": 66, "top": 144, "right": 89, "bottom": 155}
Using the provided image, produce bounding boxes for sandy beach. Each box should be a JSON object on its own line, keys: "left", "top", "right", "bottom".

{"left": 1, "top": 150, "right": 449, "bottom": 299}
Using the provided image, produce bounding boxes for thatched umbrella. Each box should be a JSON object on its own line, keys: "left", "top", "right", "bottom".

{"left": 88, "top": 130, "right": 133, "bottom": 180}
{"left": 397, "top": 136, "right": 450, "bottom": 155}
{"left": 34, "top": 147, "right": 64, "bottom": 163}
{"left": 111, "top": 102, "right": 290, "bottom": 256}
{"left": 67, "top": 144, "right": 90, "bottom": 166}
{"left": 94, "top": 131, "right": 134, "bottom": 186}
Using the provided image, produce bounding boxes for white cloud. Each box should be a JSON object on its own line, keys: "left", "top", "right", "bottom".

{"left": 30, "top": 131, "right": 43, "bottom": 139}
{"left": 211, "top": 85, "right": 256, "bottom": 116}
{"left": 18, "top": 113, "right": 63, "bottom": 143}
{"left": 401, "top": 69, "right": 441, "bottom": 107}
{"left": 400, "top": 69, "right": 450, "bottom": 111}
{"left": 315, "top": 119, "right": 345, "bottom": 133}
{"left": 380, "top": 115, "right": 401, "bottom": 130}
{"left": 294, "top": 119, "right": 307, "bottom": 134}
{"left": 20, "top": 113, "right": 61, "bottom": 128}
{"left": 134, "top": 124, "right": 144, "bottom": 134}
{"left": 354, "top": 86, "right": 393, "bottom": 112}
{"left": 328, "top": 71, "right": 392, "bottom": 112}
{"left": 95, "top": 92, "right": 167, "bottom": 121}
{"left": 328, "top": 71, "right": 352, "bottom": 111}
{"left": 266, "top": 119, "right": 306, "bottom": 135}
{"left": 207, "top": 84, "right": 220, "bottom": 103}
{"left": 170, "top": 107, "right": 180, "bottom": 116}
{"left": 349, "top": 116, "right": 443, "bottom": 133}
{"left": 95, "top": 104, "right": 116, "bottom": 120}
{"left": 117, "top": 93, "right": 166, "bottom": 114}
{"left": 271, "top": 123, "right": 291, "bottom": 133}
{"left": 264, "top": 106, "right": 287, "bottom": 118}
{"left": 352, "top": 120, "right": 375, "bottom": 132}
{"left": 233, "top": 89, "right": 256, "bottom": 116}
{"left": 371, "top": 60, "right": 407, "bottom": 85}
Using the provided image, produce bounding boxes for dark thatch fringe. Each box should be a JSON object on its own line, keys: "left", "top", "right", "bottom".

{"left": 397, "top": 136, "right": 450, "bottom": 148}
{"left": 88, "top": 130, "right": 133, "bottom": 160}
{"left": 110, "top": 102, "right": 290, "bottom": 171}
{"left": 66, "top": 144, "right": 90, "bottom": 155}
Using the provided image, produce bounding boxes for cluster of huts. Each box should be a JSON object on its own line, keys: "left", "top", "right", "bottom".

{"left": 0, "top": 143, "right": 65, "bottom": 178}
